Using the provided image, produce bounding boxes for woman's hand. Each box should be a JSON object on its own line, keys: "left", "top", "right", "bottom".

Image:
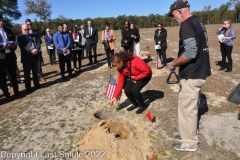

{"left": 131, "top": 76, "right": 134, "bottom": 80}
{"left": 224, "top": 36, "right": 230, "bottom": 40}
{"left": 110, "top": 98, "right": 117, "bottom": 107}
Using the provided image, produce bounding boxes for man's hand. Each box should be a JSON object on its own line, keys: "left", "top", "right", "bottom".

{"left": 9, "top": 44, "right": 17, "bottom": 49}
{"left": 168, "top": 61, "right": 175, "bottom": 70}
{"left": 31, "top": 49, "right": 38, "bottom": 55}
{"left": 62, "top": 48, "right": 67, "bottom": 53}
{"left": 124, "top": 40, "right": 128, "bottom": 43}
{"left": 2, "top": 44, "right": 8, "bottom": 49}
{"left": 158, "top": 41, "right": 161, "bottom": 45}
{"left": 50, "top": 44, "right": 54, "bottom": 47}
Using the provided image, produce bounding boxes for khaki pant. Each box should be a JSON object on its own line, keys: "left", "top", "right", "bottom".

{"left": 178, "top": 79, "right": 206, "bottom": 149}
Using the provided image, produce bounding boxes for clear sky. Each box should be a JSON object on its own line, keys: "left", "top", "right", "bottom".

{"left": 14, "top": 0, "right": 231, "bottom": 24}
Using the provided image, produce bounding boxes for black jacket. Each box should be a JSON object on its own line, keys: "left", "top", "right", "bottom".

{"left": 154, "top": 28, "right": 167, "bottom": 48}
{"left": 83, "top": 27, "right": 98, "bottom": 45}
{"left": 131, "top": 27, "right": 140, "bottom": 43}
{"left": 17, "top": 34, "right": 38, "bottom": 64}
{"left": 0, "top": 27, "right": 17, "bottom": 54}
{"left": 121, "top": 27, "right": 133, "bottom": 45}
{"left": 70, "top": 32, "right": 82, "bottom": 49}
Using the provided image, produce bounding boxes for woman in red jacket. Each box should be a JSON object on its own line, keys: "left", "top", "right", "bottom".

{"left": 111, "top": 51, "right": 152, "bottom": 114}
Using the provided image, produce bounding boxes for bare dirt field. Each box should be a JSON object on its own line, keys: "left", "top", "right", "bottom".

{"left": 0, "top": 24, "right": 240, "bottom": 160}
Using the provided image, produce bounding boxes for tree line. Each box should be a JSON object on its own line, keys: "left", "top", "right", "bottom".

{"left": 4, "top": 0, "right": 240, "bottom": 36}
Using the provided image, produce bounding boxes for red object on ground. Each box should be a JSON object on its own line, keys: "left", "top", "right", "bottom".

{"left": 146, "top": 111, "right": 153, "bottom": 121}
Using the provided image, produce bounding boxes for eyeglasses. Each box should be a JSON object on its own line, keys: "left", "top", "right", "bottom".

{"left": 172, "top": 10, "right": 181, "bottom": 17}
{"left": 27, "top": 23, "right": 32, "bottom": 26}
{"left": 23, "top": 29, "right": 29, "bottom": 31}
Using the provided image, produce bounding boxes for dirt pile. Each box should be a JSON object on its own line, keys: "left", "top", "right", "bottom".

{"left": 73, "top": 119, "right": 151, "bottom": 160}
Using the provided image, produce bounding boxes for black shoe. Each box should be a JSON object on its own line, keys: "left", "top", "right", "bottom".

{"left": 94, "top": 60, "right": 98, "bottom": 64}
{"left": 14, "top": 91, "right": 23, "bottom": 96}
{"left": 68, "top": 74, "right": 75, "bottom": 79}
{"left": 61, "top": 76, "right": 69, "bottom": 81}
{"left": 35, "top": 85, "right": 42, "bottom": 90}
{"left": 26, "top": 89, "right": 33, "bottom": 94}
{"left": 127, "top": 104, "right": 139, "bottom": 111}
{"left": 225, "top": 68, "right": 232, "bottom": 72}
{"left": 87, "top": 62, "right": 93, "bottom": 65}
{"left": 219, "top": 67, "right": 225, "bottom": 70}
{"left": 136, "top": 107, "right": 147, "bottom": 114}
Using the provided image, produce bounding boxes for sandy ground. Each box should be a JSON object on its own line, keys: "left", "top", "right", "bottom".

{"left": 0, "top": 24, "right": 240, "bottom": 160}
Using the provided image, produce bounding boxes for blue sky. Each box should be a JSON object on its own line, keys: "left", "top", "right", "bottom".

{"left": 14, "top": 0, "right": 231, "bottom": 24}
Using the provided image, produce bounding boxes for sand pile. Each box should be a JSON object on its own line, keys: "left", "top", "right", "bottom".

{"left": 73, "top": 119, "right": 151, "bottom": 160}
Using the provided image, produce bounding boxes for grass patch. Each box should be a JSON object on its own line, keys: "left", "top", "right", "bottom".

{"left": 60, "top": 123, "right": 66, "bottom": 128}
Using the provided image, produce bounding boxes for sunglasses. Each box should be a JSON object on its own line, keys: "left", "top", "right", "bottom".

{"left": 27, "top": 23, "right": 32, "bottom": 25}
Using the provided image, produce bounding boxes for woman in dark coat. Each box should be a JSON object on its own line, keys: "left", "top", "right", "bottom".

{"left": 154, "top": 23, "right": 167, "bottom": 68}
{"left": 70, "top": 26, "right": 82, "bottom": 72}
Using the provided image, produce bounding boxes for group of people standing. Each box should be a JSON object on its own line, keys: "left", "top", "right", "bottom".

{"left": 0, "top": 0, "right": 237, "bottom": 154}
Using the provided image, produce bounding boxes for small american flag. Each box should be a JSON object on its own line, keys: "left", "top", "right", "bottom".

{"left": 106, "top": 75, "right": 121, "bottom": 100}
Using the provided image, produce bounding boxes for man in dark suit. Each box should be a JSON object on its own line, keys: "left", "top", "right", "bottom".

{"left": 17, "top": 24, "right": 41, "bottom": 93}
{"left": 44, "top": 28, "right": 56, "bottom": 65}
{"left": 25, "top": 19, "right": 46, "bottom": 82}
{"left": 83, "top": 20, "right": 98, "bottom": 65}
{"left": 0, "top": 15, "right": 20, "bottom": 98}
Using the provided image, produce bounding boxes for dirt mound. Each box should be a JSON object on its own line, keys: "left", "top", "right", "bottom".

{"left": 73, "top": 119, "right": 151, "bottom": 160}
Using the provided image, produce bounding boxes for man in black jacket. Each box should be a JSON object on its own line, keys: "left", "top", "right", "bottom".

{"left": 0, "top": 15, "right": 20, "bottom": 98}
{"left": 17, "top": 24, "right": 41, "bottom": 93}
{"left": 25, "top": 19, "right": 46, "bottom": 82}
{"left": 83, "top": 20, "right": 98, "bottom": 65}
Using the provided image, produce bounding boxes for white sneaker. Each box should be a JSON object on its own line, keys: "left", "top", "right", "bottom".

{"left": 172, "top": 143, "right": 198, "bottom": 152}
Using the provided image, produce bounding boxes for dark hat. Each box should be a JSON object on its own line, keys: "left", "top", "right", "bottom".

{"left": 167, "top": 0, "right": 190, "bottom": 16}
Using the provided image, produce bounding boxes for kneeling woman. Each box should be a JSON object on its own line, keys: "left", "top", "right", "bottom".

{"left": 111, "top": 51, "right": 152, "bottom": 114}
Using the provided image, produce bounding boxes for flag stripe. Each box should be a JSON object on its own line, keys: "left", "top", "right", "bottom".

{"left": 106, "top": 75, "right": 121, "bottom": 100}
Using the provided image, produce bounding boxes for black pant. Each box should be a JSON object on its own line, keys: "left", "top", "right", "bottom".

{"left": 47, "top": 48, "right": 55, "bottom": 64}
{"left": 124, "top": 76, "right": 151, "bottom": 108}
{"left": 123, "top": 44, "right": 133, "bottom": 54}
{"left": 37, "top": 51, "right": 43, "bottom": 78}
{"left": 81, "top": 44, "right": 87, "bottom": 59}
{"left": 157, "top": 48, "right": 167, "bottom": 66}
{"left": 220, "top": 43, "right": 233, "bottom": 68}
{"left": 86, "top": 44, "right": 97, "bottom": 63}
{"left": 72, "top": 50, "right": 82, "bottom": 69}
{"left": 0, "top": 59, "right": 9, "bottom": 96}
{"left": 5, "top": 53, "right": 19, "bottom": 94}
{"left": 105, "top": 49, "right": 114, "bottom": 67}
{"left": 22, "top": 57, "right": 40, "bottom": 90}
{"left": 58, "top": 51, "right": 72, "bottom": 76}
